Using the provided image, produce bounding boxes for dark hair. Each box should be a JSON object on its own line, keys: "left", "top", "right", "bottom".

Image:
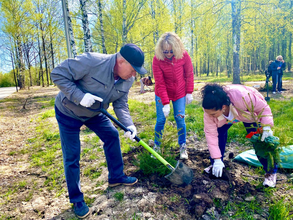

{"left": 201, "top": 84, "right": 230, "bottom": 110}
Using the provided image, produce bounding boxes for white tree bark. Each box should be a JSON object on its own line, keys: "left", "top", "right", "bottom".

{"left": 80, "top": 0, "right": 93, "bottom": 52}
{"left": 231, "top": 0, "right": 241, "bottom": 84}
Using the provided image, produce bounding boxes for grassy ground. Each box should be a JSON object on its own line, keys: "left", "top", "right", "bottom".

{"left": 1, "top": 75, "right": 293, "bottom": 219}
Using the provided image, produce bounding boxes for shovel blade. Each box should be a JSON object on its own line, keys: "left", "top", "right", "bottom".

{"left": 165, "top": 161, "right": 193, "bottom": 185}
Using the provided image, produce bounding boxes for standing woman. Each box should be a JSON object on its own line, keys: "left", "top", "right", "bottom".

{"left": 201, "top": 83, "right": 277, "bottom": 187}
{"left": 152, "top": 32, "right": 194, "bottom": 159}
{"left": 271, "top": 55, "right": 286, "bottom": 94}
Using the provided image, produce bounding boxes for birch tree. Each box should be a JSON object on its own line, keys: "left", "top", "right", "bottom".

{"left": 231, "top": 0, "right": 241, "bottom": 84}
{"left": 80, "top": 0, "right": 93, "bottom": 52}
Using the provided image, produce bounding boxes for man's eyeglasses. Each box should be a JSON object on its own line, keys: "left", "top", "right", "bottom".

{"left": 163, "top": 50, "right": 173, "bottom": 54}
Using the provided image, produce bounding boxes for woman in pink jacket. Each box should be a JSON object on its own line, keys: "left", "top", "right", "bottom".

{"left": 201, "top": 83, "right": 277, "bottom": 187}
{"left": 152, "top": 32, "right": 194, "bottom": 159}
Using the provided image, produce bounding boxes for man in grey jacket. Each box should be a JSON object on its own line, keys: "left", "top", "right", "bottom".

{"left": 51, "top": 44, "right": 147, "bottom": 218}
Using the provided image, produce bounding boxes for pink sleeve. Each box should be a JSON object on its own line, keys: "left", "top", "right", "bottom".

{"left": 203, "top": 111, "right": 222, "bottom": 159}
{"left": 244, "top": 87, "right": 274, "bottom": 127}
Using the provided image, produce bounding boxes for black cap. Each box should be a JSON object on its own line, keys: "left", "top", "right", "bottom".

{"left": 120, "top": 43, "right": 147, "bottom": 75}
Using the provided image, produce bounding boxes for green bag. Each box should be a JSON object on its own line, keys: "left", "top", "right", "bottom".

{"left": 234, "top": 146, "right": 293, "bottom": 169}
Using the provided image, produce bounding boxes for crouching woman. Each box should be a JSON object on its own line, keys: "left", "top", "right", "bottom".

{"left": 201, "top": 83, "right": 277, "bottom": 187}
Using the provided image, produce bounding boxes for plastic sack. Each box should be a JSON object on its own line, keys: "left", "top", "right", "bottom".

{"left": 234, "top": 145, "right": 293, "bottom": 169}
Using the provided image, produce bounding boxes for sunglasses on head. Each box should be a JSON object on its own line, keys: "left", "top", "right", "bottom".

{"left": 163, "top": 50, "right": 173, "bottom": 54}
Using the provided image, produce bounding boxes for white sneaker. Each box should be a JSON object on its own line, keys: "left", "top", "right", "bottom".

{"left": 273, "top": 91, "right": 276, "bottom": 94}
{"left": 204, "top": 165, "right": 213, "bottom": 174}
{"left": 278, "top": 91, "right": 283, "bottom": 94}
{"left": 263, "top": 173, "right": 276, "bottom": 187}
{"left": 179, "top": 143, "right": 188, "bottom": 160}
{"left": 151, "top": 145, "right": 160, "bottom": 159}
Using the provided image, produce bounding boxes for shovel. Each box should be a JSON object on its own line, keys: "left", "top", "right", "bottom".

{"left": 89, "top": 103, "right": 193, "bottom": 185}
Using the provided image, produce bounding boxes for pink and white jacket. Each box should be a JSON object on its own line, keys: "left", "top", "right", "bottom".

{"left": 204, "top": 84, "right": 274, "bottom": 159}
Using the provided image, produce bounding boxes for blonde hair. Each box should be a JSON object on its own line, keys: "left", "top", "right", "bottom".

{"left": 155, "top": 32, "right": 185, "bottom": 60}
{"left": 276, "top": 55, "right": 283, "bottom": 60}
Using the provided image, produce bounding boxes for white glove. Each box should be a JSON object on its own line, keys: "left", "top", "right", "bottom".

{"left": 124, "top": 125, "right": 137, "bottom": 141}
{"left": 80, "top": 93, "right": 103, "bottom": 108}
{"left": 261, "top": 126, "right": 273, "bottom": 141}
{"left": 212, "top": 159, "right": 225, "bottom": 177}
{"left": 186, "top": 93, "right": 193, "bottom": 105}
{"left": 162, "top": 104, "right": 170, "bottom": 118}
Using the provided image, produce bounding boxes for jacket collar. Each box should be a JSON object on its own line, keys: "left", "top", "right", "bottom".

{"left": 217, "top": 104, "right": 238, "bottom": 121}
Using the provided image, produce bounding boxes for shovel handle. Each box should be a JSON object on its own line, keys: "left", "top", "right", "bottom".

{"left": 99, "top": 109, "right": 174, "bottom": 170}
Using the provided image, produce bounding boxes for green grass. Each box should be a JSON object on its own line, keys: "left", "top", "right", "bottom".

{"left": 2, "top": 81, "right": 293, "bottom": 218}
{"left": 113, "top": 192, "right": 124, "bottom": 201}
{"left": 268, "top": 198, "right": 293, "bottom": 220}
{"left": 194, "top": 71, "right": 293, "bottom": 83}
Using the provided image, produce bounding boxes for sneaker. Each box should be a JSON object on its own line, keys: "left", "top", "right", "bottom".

{"left": 278, "top": 91, "right": 283, "bottom": 94}
{"left": 263, "top": 173, "right": 276, "bottom": 187}
{"left": 272, "top": 91, "right": 276, "bottom": 94}
{"left": 151, "top": 144, "right": 160, "bottom": 159}
{"left": 204, "top": 165, "right": 213, "bottom": 174}
{"left": 179, "top": 143, "right": 188, "bottom": 160}
{"left": 73, "top": 201, "right": 90, "bottom": 219}
{"left": 108, "top": 175, "right": 138, "bottom": 187}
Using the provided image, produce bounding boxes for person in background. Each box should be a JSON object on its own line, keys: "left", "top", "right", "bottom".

{"left": 51, "top": 43, "right": 147, "bottom": 218}
{"left": 140, "top": 76, "right": 153, "bottom": 93}
{"left": 267, "top": 60, "right": 274, "bottom": 78}
{"left": 152, "top": 32, "right": 194, "bottom": 160}
{"left": 271, "top": 55, "right": 286, "bottom": 94}
{"left": 201, "top": 83, "right": 277, "bottom": 187}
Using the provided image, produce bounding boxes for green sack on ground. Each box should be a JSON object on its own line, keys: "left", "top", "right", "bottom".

{"left": 233, "top": 146, "right": 293, "bottom": 169}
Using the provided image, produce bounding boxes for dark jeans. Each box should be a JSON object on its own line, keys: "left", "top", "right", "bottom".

{"left": 272, "top": 72, "right": 283, "bottom": 92}
{"left": 55, "top": 106, "right": 125, "bottom": 203}
{"left": 210, "top": 122, "right": 278, "bottom": 174}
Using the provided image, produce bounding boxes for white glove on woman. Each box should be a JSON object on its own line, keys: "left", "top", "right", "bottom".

{"left": 162, "top": 104, "right": 170, "bottom": 118}
{"left": 212, "top": 159, "right": 225, "bottom": 177}
{"left": 186, "top": 93, "right": 193, "bottom": 105}
{"left": 80, "top": 93, "right": 103, "bottom": 107}
{"left": 261, "top": 126, "right": 273, "bottom": 141}
{"left": 124, "top": 125, "right": 137, "bottom": 141}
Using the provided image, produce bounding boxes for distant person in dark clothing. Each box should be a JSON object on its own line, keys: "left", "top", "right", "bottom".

{"left": 267, "top": 60, "right": 274, "bottom": 78}
{"left": 271, "top": 55, "right": 286, "bottom": 94}
{"left": 140, "top": 76, "right": 153, "bottom": 93}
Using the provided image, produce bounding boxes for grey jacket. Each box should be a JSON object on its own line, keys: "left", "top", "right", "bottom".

{"left": 51, "top": 52, "right": 134, "bottom": 126}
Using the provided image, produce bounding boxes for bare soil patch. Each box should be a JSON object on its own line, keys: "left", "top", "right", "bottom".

{"left": 0, "top": 81, "right": 293, "bottom": 220}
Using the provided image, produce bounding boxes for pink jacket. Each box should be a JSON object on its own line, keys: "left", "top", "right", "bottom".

{"left": 204, "top": 84, "right": 274, "bottom": 159}
{"left": 153, "top": 51, "right": 194, "bottom": 105}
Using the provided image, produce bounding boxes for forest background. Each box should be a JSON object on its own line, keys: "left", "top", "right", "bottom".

{"left": 0, "top": 0, "right": 292, "bottom": 88}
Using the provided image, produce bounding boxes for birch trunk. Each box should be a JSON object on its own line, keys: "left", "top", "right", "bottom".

{"left": 65, "top": 0, "right": 77, "bottom": 57}
{"left": 231, "top": 0, "right": 241, "bottom": 84}
{"left": 98, "top": 0, "right": 107, "bottom": 53}
{"left": 80, "top": 0, "right": 93, "bottom": 52}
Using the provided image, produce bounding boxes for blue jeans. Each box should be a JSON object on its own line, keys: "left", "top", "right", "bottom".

{"left": 55, "top": 106, "right": 125, "bottom": 203}
{"left": 211, "top": 122, "right": 278, "bottom": 174}
{"left": 272, "top": 72, "right": 282, "bottom": 92}
{"left": 154, "top": 95, "right": 186, "bottom": 146}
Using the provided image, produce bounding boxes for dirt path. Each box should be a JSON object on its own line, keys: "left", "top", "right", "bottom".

{"left": 0, "top": 81, "right": 293, "bottom": 220}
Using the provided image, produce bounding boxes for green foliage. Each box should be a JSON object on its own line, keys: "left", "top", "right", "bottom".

{"left": 83, "top": 166, "right": 102, "bottom": 179}
{"left": 0, "top": 72, "right": 15, "bottom": 87}
{"left": 268, "top": 198, "right": 293, "bottom": 220}
{"left": 137, "top": 151, "right": 177, "bottom": 176}
{"left": 185, "top": 102, "right": 205, "bottom": 139}
{"left": 248, "top": 134, "right": 282, "bottom": 170}
{"left": 113, "top": 192, "right": 124, "bottom": 201}
{"left": 230, "top": 200, "right": 262, "bottom": 219}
